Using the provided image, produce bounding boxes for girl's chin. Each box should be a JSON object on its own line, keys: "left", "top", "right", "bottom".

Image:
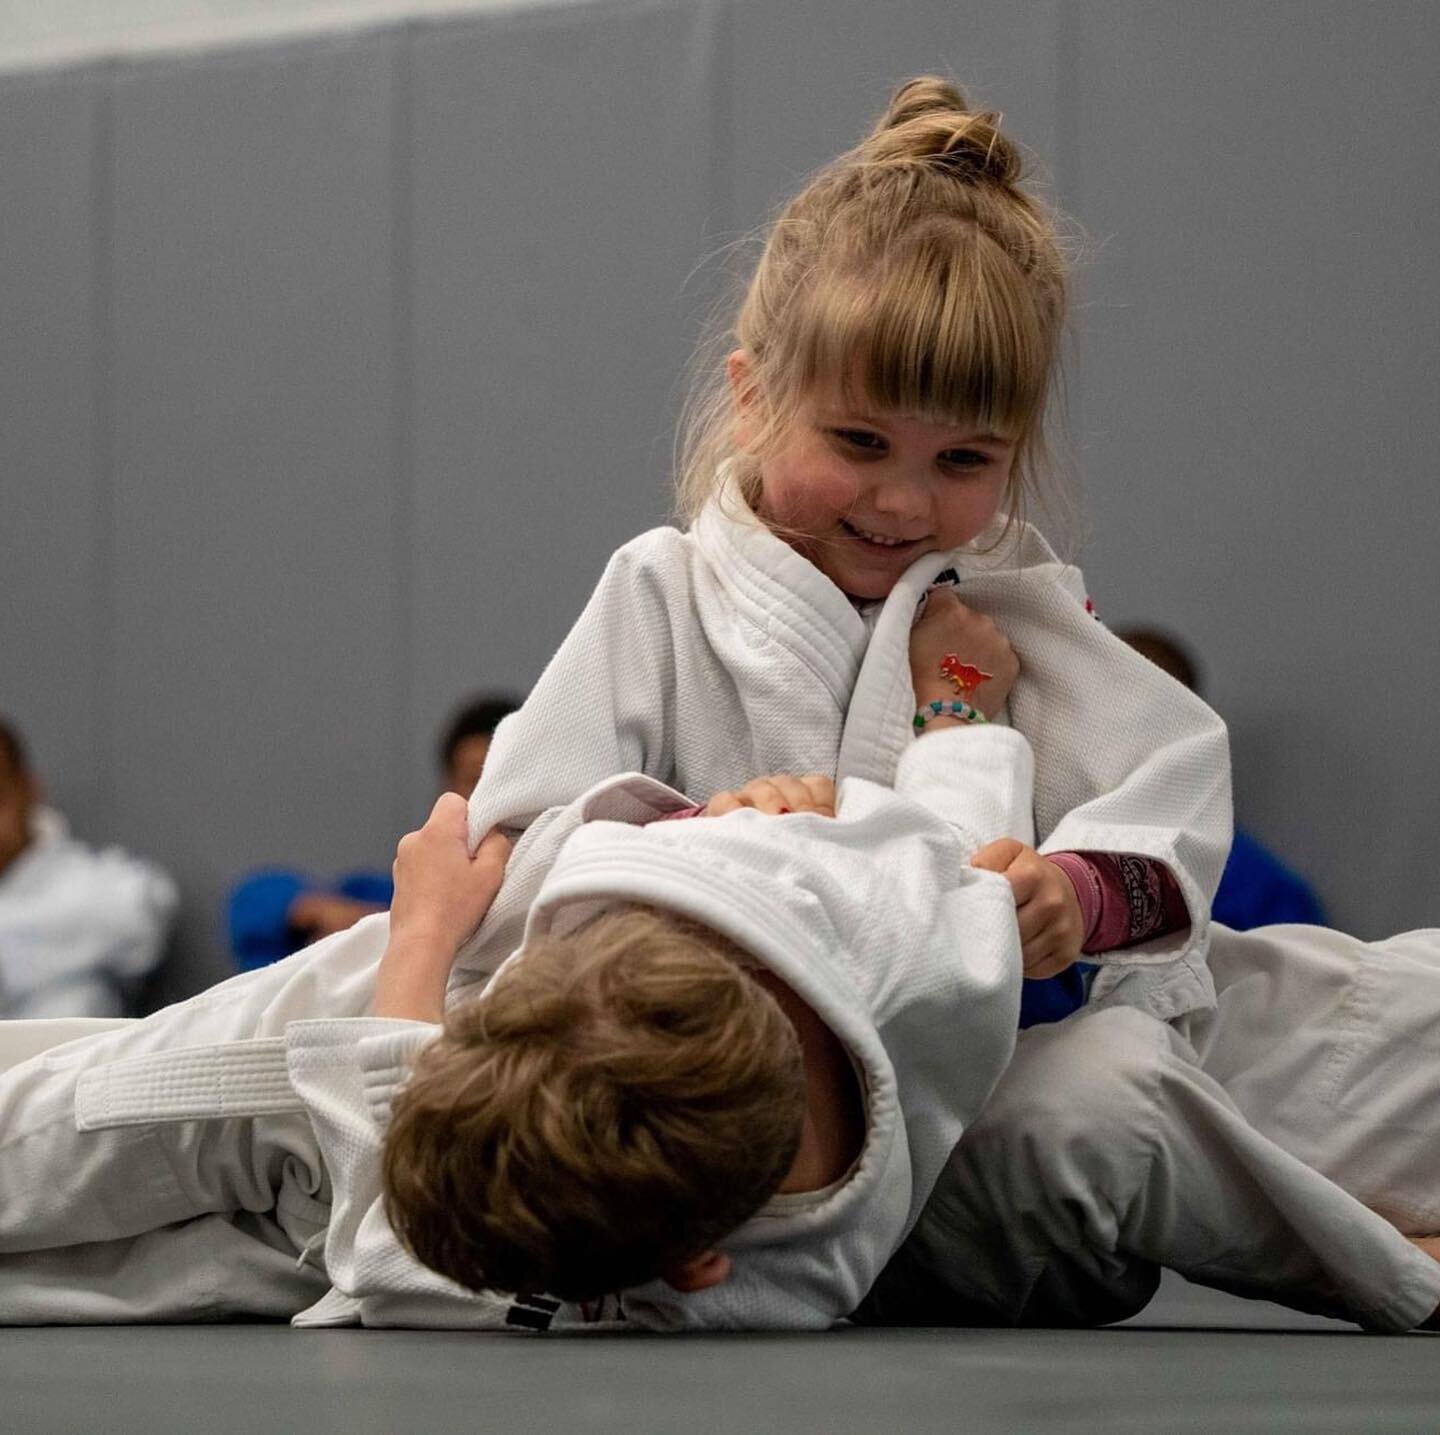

{"left": 827, "top": 566, "right": 906, "bottom": 602}
{"left": 825, "top": 543, "right": 928, "bottom": 599}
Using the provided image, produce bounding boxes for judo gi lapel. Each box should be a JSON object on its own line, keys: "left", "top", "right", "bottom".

{"left": 693, "top": 490, "right": 869, "bottom": 710}
{"left": 835, "top": 550, "right": 958, "bottom": 787}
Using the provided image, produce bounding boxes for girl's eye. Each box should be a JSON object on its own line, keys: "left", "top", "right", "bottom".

{"left": 942, "top": 449, "right": 992, "bottom": 470}
{"left": 831, "top": 428, "right": 886, "bottom": 452}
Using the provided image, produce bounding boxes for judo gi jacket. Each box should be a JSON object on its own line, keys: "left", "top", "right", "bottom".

{"left": 0, "top": 809, "right": 176, "bottom": 1018}
{"left": 293, "top": 723, "right": 1033, "bottom": 1330}
{"left": 23, "top": 724, "right": 1031, "bottom": 1330}
{"left": 460, "top": 493, "right": 1232, "bottom": 1023}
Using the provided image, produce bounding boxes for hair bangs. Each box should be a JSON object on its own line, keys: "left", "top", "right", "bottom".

{"left": 782, "top": 231, "right": 1053, "bottom": 442}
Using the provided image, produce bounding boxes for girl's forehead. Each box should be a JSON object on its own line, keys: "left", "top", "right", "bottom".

{"left": 797, "top": 363, "right": 1020, "bottom": 436}
{"left": 805, "top": 388, "right": 1016, "bottom": 442}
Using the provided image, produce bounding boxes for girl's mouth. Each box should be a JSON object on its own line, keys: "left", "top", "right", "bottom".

{"left": 841, "top": 520, "right": 922, "bottom": 554}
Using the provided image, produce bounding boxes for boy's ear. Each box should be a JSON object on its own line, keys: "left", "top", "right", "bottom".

{"left": 661, "top": 1249, "right": 732, "bottom": 1293}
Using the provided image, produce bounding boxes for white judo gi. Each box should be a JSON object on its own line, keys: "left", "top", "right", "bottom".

{"left": 858, "top": 920, "right": 1440, "bottom": 1331}
{"left": 0, "top": 725, "right": 1034, "bottom": 1328}
{"left": 0, "top": 809, "right": 177, "bottom": 1019}
{"left": 458, "top": 493, "right": 1233, "bottom": 1023}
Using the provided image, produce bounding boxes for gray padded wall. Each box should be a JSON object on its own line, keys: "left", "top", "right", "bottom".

{"left": 1068, "top": 1, "right": 1440, "bottom": 935}
{"left": 106, "top": 37, "right": 402, "bottom": 996}
{"left": 0, "top": 72, "right": 105, "bottom": 821}
{"left": 2, "top": 2, "right": 1436, "bottom": 1000}
{"left": 726, "top": 0, "right": 1061, "bottom": 225}
{"left": 405, "top": 0, "right": 717, "bottom": 808}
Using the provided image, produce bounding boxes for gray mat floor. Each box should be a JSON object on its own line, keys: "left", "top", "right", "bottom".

{"left": 4, "top": 1274, "right": 1436, "bottom": 1435}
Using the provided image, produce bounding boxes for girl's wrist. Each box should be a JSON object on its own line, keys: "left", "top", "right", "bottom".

{"left": 913, "top": 683, "right": 957, "bottom": 707}
{"left": 914, "top": 687, "right": 1003, "bottom": 720}
{"left": 916, "top": 714, "right": 968, "bottom": 734}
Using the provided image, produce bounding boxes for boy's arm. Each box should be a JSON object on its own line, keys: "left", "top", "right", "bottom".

{"left": 372, "top": 795, "right": 509, "bottom": 1021}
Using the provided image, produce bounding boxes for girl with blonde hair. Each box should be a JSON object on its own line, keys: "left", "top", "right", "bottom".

{"left": 445, "top": 79, "right": 1440, "bottom": 1331}
{"left": 457, "top": 76, "right": 1229, "bottom": 1028}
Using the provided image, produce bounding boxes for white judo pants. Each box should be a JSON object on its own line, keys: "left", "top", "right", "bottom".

{"left": 0, "top": 917, "right": 390, "bottom": 1323}
{"left": 859, "top": 924, "right": 1440, "bottom": 1331}
{"left": 4, "top": 915, "right": 1439, "bottom": 1329}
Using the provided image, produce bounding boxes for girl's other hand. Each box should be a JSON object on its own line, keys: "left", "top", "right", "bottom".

{"left": 910, "top": 588, "right": 1018, "bottom": 719}
{"left": 971, "top": 838, "right": 1083, "bottom": 977}
{"left": 389, "top": 793, "right": 511, "bottom": 957}
{"left": 704, "top": 773, "right": 836, "bottom": 818}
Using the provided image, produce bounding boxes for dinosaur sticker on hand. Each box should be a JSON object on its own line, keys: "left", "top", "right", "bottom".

{"left": 939, "top": 654, "right": 994, "bottom": 697}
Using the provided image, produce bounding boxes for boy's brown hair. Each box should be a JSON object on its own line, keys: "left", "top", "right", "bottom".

{"left": 382, "top": 904, "right": 806, "bottom": 1302}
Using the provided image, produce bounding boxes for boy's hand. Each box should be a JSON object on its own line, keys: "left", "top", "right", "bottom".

{"left": 374, "top": 795, "right": 510, "bottom": 1020}
{"left": 910, "top": 588, "right": 1018, "bottom": 720}
{"left": 390, "top": 793, "right": 511, "bottom": 953}
{"left": 971, "top": 838, "right": 1083, "bottom": 977}
{"left": 704, "top": 773, "right": 836, "bottom": 818}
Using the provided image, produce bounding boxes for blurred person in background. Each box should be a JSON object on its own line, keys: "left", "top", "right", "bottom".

{"left": 1117, "top": 628, "right": 1326, "bottom": 929}
{"left": 0, "top": 716, "right": 177, "bottom": 1018}
{"left": 227, "top": 691, "right": 520, "bottom": 970}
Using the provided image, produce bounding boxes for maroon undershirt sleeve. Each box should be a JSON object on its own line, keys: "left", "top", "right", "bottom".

{"left": 1047, "top": 851, "right": 1190, "bottom": 955}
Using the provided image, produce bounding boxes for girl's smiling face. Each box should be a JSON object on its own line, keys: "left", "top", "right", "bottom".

{"left": 751, "top": 392, "right": 1017, "bottom": 601}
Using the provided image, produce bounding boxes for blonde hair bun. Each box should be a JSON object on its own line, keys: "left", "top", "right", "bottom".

{"left": 862, "top": 75, "right": 1022, "bottom": 186}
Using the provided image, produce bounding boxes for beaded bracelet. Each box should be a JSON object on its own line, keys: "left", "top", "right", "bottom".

{"left": 913, "top": 698, "right": 988, "bottom": 731}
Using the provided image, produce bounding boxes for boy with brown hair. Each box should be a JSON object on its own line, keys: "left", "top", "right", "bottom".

{"left": 0, "top": 601, "right": 1035, "bottom": 1328}
{"left": 384, "top": 905, "right": 809, "bottom": 1301}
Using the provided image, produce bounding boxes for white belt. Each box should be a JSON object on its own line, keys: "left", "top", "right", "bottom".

{"left": 75, "top": 1038, "right": 303, "bottom": 1131}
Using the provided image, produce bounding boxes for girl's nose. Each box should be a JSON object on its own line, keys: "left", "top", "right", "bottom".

{"left": 870, "top": 470, "right": 929, "bottom": 523}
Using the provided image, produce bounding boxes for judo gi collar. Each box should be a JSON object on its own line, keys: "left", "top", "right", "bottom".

{"left": 694, "top": 475, "right": 1047, "bottom": 791}
{"left": 508, "top": 813, "right": 899, "bottom": 1241}
{"left": 692, "top": 491, "right": 870, "bottom": 711}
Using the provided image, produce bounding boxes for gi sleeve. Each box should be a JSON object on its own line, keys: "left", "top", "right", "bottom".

{"left": 0, "top": 842, "right": 178, "bottom": 1018}
{"left": 960, "top": 560, "right": 1232, "bottom": 990}
{"left": 615, "top": 740, "right": 1030, "bottom": 1330}
{"left": 287, "top": 1018, "right": 536, "bottom": 1330}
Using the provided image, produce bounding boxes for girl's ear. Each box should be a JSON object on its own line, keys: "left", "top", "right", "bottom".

{"left": 726, "top": 349, "right": 759, "bottom": 450}
{"left": 726, "top": 348, "right": 754, "bottom": 404}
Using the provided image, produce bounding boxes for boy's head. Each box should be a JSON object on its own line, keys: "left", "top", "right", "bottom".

{"left": 0, "top": 718, "right": 38, "bottom": 878}
{"left": 438, "top": 692, "right": 522, "bottom": 798}
{"left": 383, "top": 904, "right": 805, "bottom": 1302}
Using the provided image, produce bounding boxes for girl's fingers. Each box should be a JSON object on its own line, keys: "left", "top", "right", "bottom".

{"left": 1020, "top": 920, "right": 1059, "bottom": 973}
{"left": 1025, "top": 950, "right": 1073, "bottom": 979}
{"left": 714, "top": 773, "right": 839, "bottom": 817}
{"left": 743, "top": 779, "right": 789, "bottom": 815}
{"left": 1020, "top": 909, "right": 1080, "bottom": 977}
{"left": 972, "top": 837, "right": 1024, "bottom": 873}
{"left": 1015, "top": 903, "right": 1049, "bottom": 946}
{"left": 1005, "top": 863, "right": 1044, "bottom": 905}
{"left": 799, "top": 773, "right": 837, "bottom": 814}
{"left": 771, "top": 775, "right": 817, "bottom": 812}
